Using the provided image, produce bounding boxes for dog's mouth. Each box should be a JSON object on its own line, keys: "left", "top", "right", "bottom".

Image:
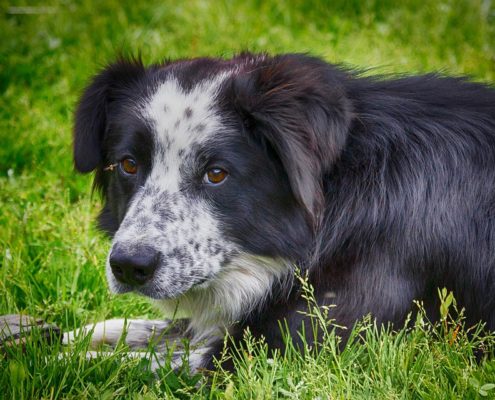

{"left": 108, "top": 267, "right": 215, "bottom": 300}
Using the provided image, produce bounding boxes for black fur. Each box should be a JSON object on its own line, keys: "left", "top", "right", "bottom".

{"left": 74, "top": 53, "right": 495, "bottom": 369}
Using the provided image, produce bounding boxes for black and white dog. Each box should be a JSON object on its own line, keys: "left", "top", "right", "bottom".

{"left": 70, "top": 53, "right": 495, "bottom": 371}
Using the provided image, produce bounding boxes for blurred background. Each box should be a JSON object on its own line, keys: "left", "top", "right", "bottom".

{"left": 1, "top": 0, "right": 494, "bottom": 329}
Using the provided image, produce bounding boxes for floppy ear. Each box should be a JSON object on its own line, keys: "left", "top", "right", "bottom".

{"left": 73, "top": 58, "right": 145, "bottom": 173}
{"left": 232, "top": 54, "right": 352, "bottom": 226}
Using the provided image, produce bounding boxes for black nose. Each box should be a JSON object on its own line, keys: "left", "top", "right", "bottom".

{"left": 109, "top": 247, "right": 159, "bottom": 286}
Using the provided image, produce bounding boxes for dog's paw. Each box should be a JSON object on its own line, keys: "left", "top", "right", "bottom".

{"left": 0, "top": 314, "right": 61, "bottom": 349}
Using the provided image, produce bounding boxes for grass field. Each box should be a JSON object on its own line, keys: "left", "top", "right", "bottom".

{"left": 1, "top": 0, "right": 495, "bottom": 398}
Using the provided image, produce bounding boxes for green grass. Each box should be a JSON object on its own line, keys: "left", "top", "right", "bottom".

{"left": 1, "top": 0, "right": 494, "bottom": 398}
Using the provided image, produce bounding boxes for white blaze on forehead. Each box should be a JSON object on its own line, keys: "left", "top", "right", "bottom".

{"left": 141, "top": 74, "right": 230, "bottom": 192}
{"left": 145, "top": 76, "right": 225, "bottom": 144}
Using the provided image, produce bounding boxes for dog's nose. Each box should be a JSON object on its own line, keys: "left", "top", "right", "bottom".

{"left": 109, "top": 247, "right": 159, "bottom": 286}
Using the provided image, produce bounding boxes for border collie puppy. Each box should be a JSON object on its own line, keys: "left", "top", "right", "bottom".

{"left": 71, "top": 53, "right": 495, "bottom": 371}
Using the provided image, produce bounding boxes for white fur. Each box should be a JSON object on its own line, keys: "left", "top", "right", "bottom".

{"left": 84, "top": 346, "right": 211, "bottom": 373}
{"left": 62, "top": 319, "right": 173, "bottom": 349}
{"left": 143, "top": 74, "right": 229, "bottom": 192}
{"left": 156, "top": 254, "right": 292, "bottom": 338}
{"left": 62, "top": 321, "right": 212, "bottom": 373}
{"left": 170, "top": 346, "right": 213, "bottom": 372}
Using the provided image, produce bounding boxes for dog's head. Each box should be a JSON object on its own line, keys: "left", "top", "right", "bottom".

{"left": 74, "top": 53, "right": 351, "bottom": 323}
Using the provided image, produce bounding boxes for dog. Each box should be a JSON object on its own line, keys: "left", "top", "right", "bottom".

{"left": 70, "top": 52, "right": 495, "bottom": 371}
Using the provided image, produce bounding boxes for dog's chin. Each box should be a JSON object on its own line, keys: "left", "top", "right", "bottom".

{"left": 107, "top": 274, "right": 211, "bottom": 300}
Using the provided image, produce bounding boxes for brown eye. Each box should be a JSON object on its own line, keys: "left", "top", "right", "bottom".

{"left": 120, "top": 158, "right": 138, "bottom": 175}
{"left": 204, "top": 168, "right": 228, "bottom": 185}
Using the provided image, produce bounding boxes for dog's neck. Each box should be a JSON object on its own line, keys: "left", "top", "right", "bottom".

{"left": 155, "top": 254, "right": 293, "bottom": 342}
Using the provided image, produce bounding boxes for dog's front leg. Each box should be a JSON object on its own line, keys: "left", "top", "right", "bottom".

{"left": 64, "top": 345, "right": 212, "bottom": 374}
{"left": 63, "top": 318, "right": 188, "bottom": 351}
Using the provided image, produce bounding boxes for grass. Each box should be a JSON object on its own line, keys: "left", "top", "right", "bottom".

{"left": 0, "top": 0, "right": 494, "bottom": 398}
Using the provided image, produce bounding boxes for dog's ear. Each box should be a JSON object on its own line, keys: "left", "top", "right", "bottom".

{"left": 73, "top": 59, "right": 145, "bottom": 173}
{"left": 232, "top": 54, "right": 352, "bottom": 226}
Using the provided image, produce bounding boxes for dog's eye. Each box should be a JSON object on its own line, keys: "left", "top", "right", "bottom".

{"left": 120, "top": 158, "right": 138, "bottom": 175}
{"left": 204, "top": 168, "right": 228, "bottom": 185}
